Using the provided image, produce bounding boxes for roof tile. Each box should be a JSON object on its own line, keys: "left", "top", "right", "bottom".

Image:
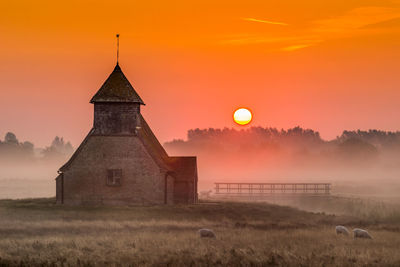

{"left": 90, "top": 64, "right": 145, "bottom": 104}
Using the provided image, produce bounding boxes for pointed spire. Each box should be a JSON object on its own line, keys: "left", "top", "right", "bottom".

{"left": 113, "top": 63, "right": 121, "bottom": 72}
{"left": 90, "top": 64, "right": 145, "bottom": 104}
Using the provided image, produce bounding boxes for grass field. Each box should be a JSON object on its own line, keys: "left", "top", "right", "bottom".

{"left": 0, "top": 198, "right": 399, "bottom": 266}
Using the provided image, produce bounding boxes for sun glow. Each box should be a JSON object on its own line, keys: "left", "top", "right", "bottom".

{"left": 233, "top": 108, "right": 252, "bottom": 125}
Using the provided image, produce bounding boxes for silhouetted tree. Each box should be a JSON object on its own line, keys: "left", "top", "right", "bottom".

{"left": 0, "top": 132, "right": 35, "bottom": 162}
{"left": 337, "top": 138, "right": 378, "bottom": 162}
{"left": 4, "top": 132, "right": 18, "bottom": 145}
{"left": 164, "top": 126, "right": 391, "bottom": 167}
{"left": 21, "top": 141, "right": 34, "bottom": 157}
{"left": 42, "top": 136, "right": 74, "bottom": 161}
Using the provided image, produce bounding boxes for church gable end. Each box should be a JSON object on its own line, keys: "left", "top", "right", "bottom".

{"left": 61, "top": 135, "right": 166, "bottom": 205}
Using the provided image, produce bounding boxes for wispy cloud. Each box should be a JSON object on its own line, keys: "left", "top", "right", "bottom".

{"left": 281, "top": 44, "right": 314, "bottom": 51}
{"left": 360, "top": 17, "right": 400, "bottom": 29}
{"left": 221, "top": 36, "right": 298, "bottom": 45}
{"left": 221, "top": 34, "right": 322, "bottom": 52}
{"left": 312, "top": 7, "right": 400, "bottom": 35}
{"left": 229, "top": 6, "right": 400, "bottom": 52}
{"left": 242, "top": 18, "right": 288, "bottom": 26}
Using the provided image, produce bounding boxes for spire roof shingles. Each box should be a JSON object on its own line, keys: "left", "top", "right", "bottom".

{"left": 90, "top": 63, "right": 145, "bottom": 104}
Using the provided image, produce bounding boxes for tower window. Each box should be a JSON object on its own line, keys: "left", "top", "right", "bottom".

{"left": 107, "top": 169, "right": 122, "bottom": 186}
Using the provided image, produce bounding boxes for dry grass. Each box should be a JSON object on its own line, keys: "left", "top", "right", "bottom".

{"left": 0, "top": 198, "right": 399, "bottom": 266}
{"left": 232, "top": 195, "right": 400, "bottom": 224}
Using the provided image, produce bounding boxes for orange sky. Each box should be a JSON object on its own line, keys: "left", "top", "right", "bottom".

{"left": 1, "top": 0, "right": 400, "bottom": 148}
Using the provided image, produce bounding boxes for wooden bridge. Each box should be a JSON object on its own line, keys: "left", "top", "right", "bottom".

{"left": 214, "top": 182, "right": 331, "bottom": 196}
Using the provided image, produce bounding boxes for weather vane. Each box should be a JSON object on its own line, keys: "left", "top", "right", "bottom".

{"left": 116, "top": 34, "right": 120, "bottom": 63}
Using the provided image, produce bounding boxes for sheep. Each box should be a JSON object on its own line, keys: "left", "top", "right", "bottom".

{"left": 198, "top": 228, "right": 216, "bottom": 238}
{"left": 335, "top": 225, "right": 350, "bottom": 236}
{"left": 353, "top": 228, "right": 373, "bottom": 239}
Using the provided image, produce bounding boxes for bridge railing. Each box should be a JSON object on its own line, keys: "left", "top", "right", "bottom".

{"left": 214, "top": 182, "right": 331, "bottom": 195}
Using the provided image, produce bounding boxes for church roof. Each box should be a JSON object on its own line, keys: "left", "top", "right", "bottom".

{"left": 135, "top": 115, "right": 198, "bottom": 179}
{"left": 90, "top": 63, "right": 145, "bottom": 104}
{"left": 59, "top": 128, "right": 94, "bottom": 172}
{"left": 136, "top": 114, "right": 172, "bottom": 171}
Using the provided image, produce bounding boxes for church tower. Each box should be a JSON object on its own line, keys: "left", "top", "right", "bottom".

{"left": 90, "top": 63, "right": 144, "bottom": 135}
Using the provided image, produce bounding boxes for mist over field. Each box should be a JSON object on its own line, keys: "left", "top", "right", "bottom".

{"left": 165, "top": 127, "right": 400, "bottom": 199}
{"left": 0, "top": 132, "right": 73, "bottom": 199}
{"left": 2, "top": 127, "right": 400, "bottom": 201}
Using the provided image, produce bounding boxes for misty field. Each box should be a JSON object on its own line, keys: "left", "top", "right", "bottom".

{"left": 0, "top": 198, "right": 400, "bottom": 266}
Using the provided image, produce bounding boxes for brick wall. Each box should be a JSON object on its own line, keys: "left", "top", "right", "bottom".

{"left": 61, "top": 135, "right": 170, "bottom": 205}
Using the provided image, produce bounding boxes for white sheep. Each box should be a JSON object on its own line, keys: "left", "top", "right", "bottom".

{"left": 198, "top": 228, "right": 216, "bottom": 238}
{"left": 353, "top": 228, "right": 373, "bottom": 239}
{"left": 335, "top": 225, "right": 350, "bottom": 236}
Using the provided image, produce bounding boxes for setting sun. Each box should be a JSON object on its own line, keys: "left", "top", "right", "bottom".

{"left": 233, "top": 108, "right": 252, "bottom": 125}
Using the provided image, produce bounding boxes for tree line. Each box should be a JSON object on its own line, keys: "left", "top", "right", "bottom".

{"left": 0, "top": 132, "right": 74, "bottom": 163}
{"left": 164, "top": 127, "right": 400, "bottom": 163}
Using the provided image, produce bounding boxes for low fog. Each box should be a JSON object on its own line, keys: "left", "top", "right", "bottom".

{"left": 165, "top": 127, "right": 400, "bottom": 200}
{"left": 0, "top": 132, "right": 73, "bottom": 199}
{"left": 1, "top": 127, "right": 400, "bottom": 201}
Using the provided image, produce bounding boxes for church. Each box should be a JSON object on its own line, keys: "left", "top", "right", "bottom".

{"left": 55, "top": 62, "right": 198, "bottom": 205}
